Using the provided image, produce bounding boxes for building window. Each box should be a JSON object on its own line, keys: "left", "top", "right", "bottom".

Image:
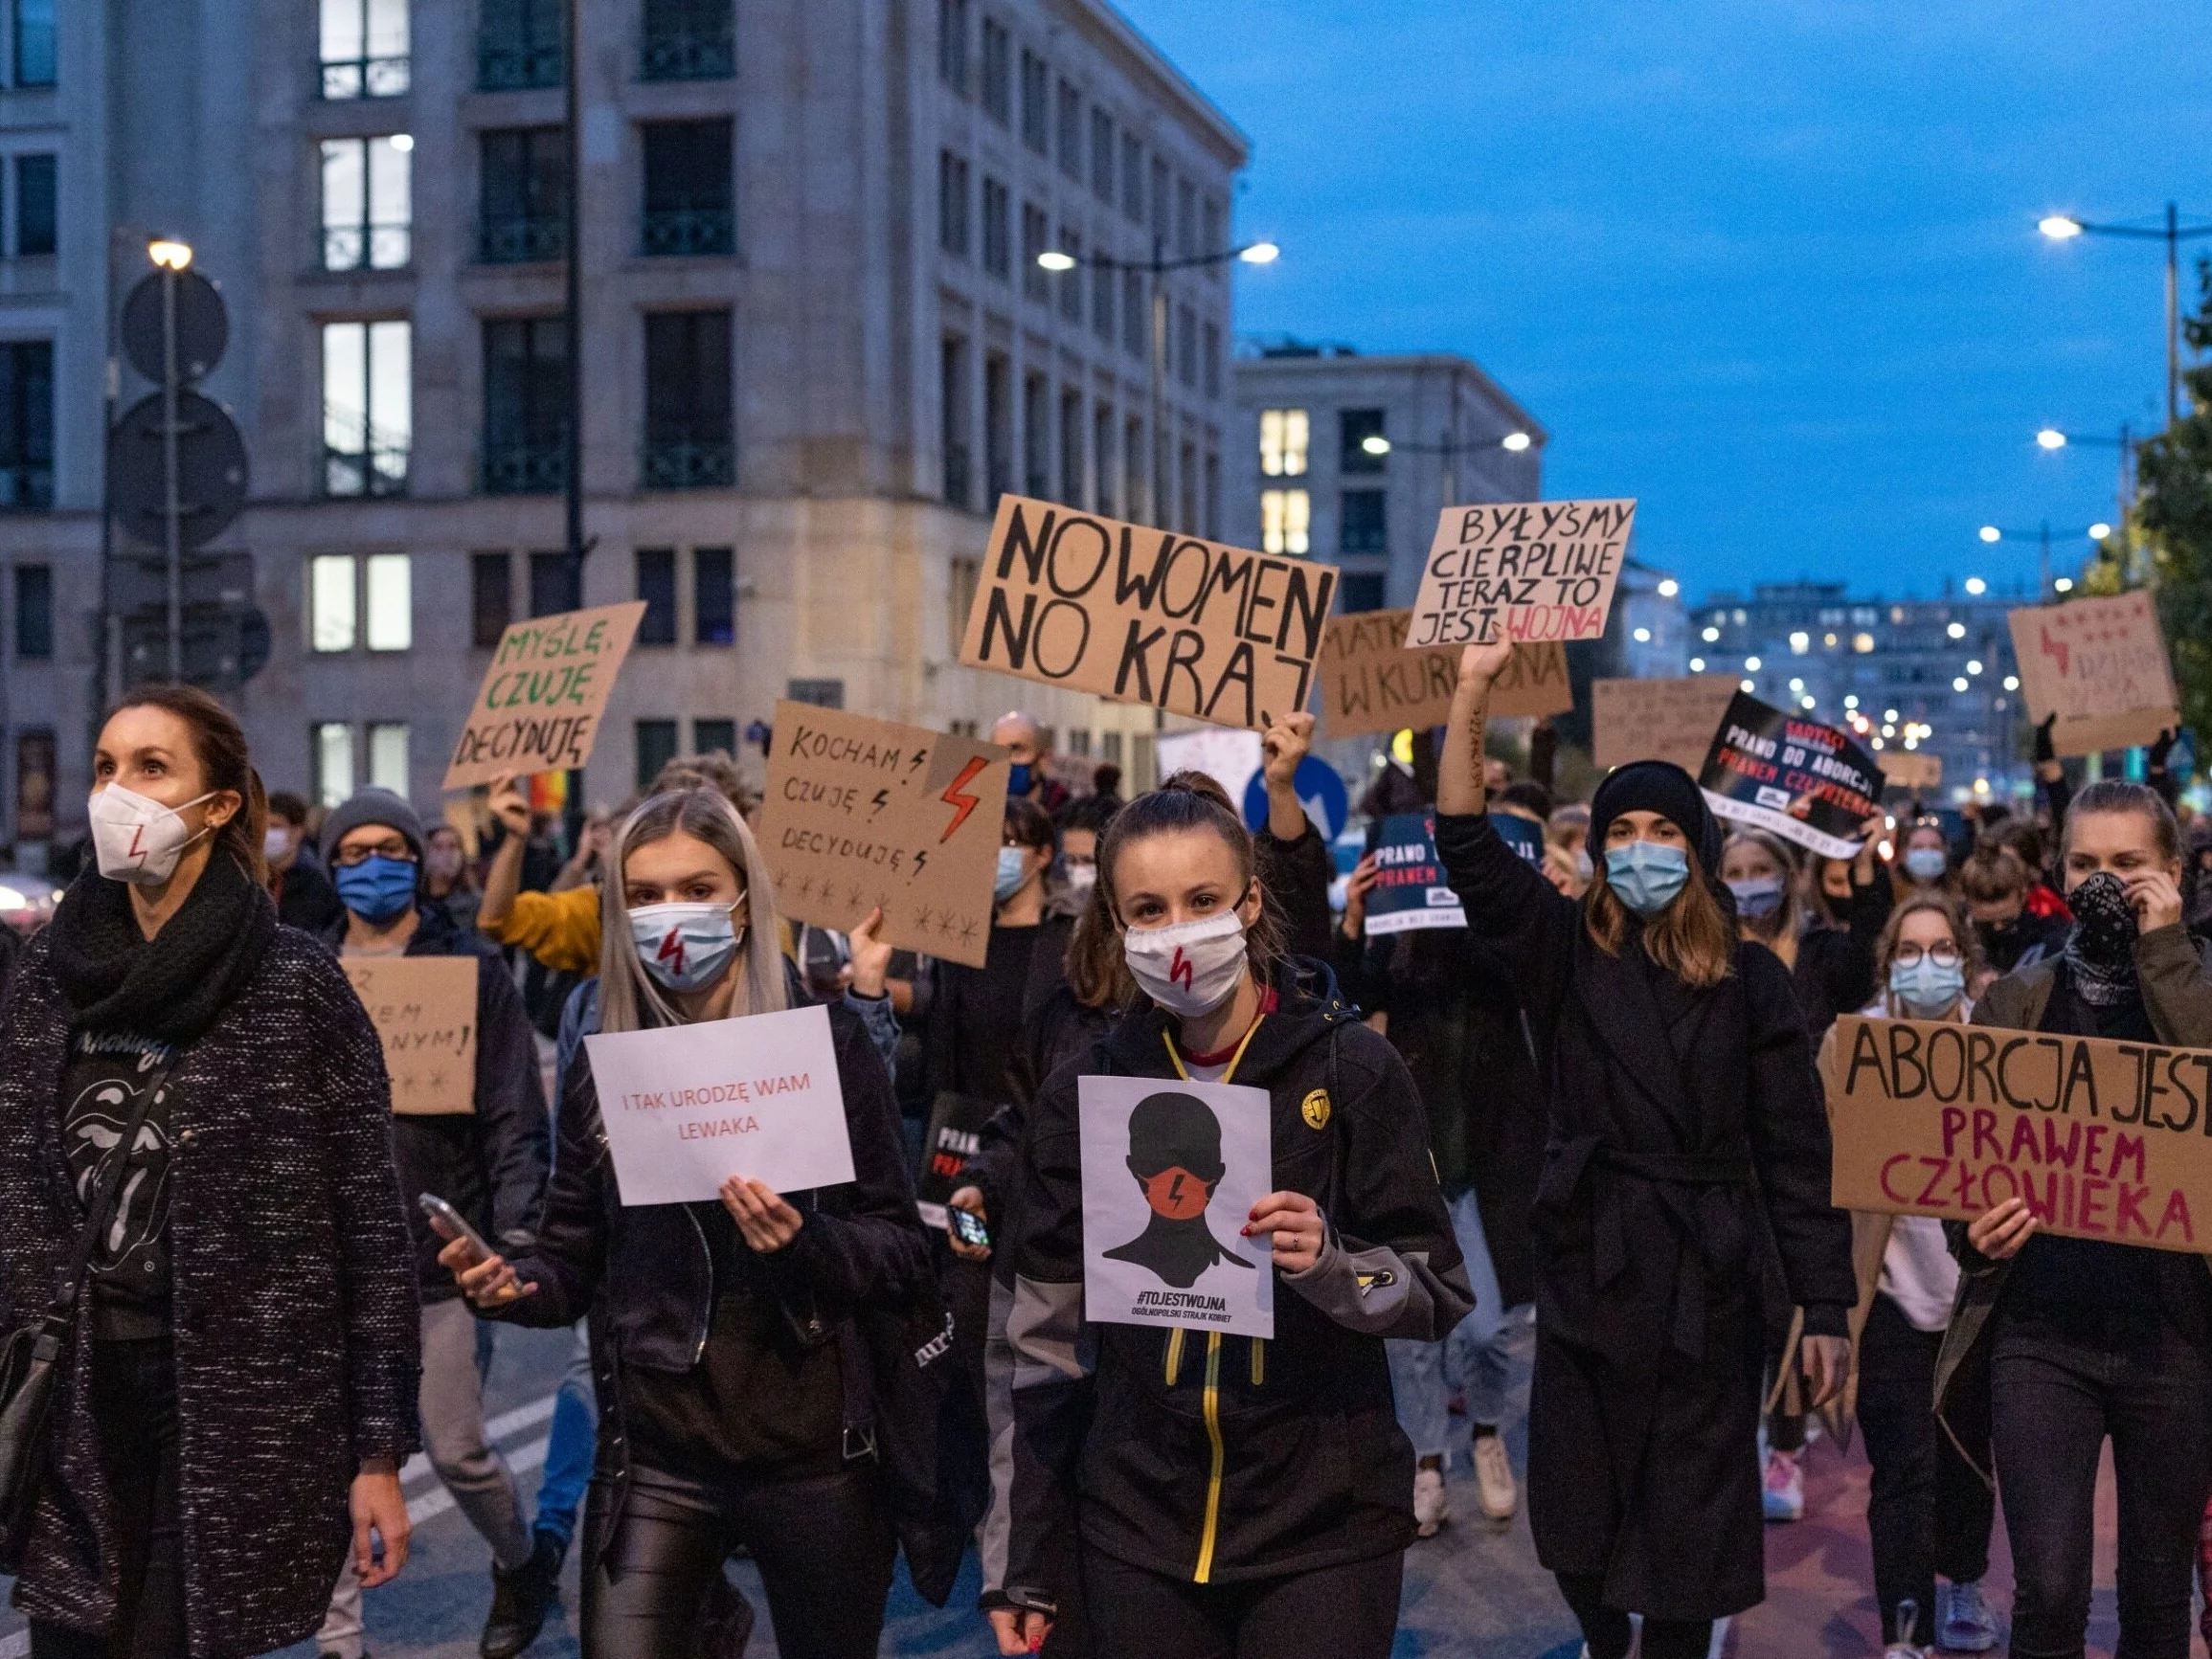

{"left": 1259, "top": 409, "right": 1307, "bottom": 477}
{"left": 1340, "top": 488, "right": 1387, "bottom": 553}
{"left": 365, "top": 552, "right": 412, "bottom": 649}
{"left": 641, "top": 0, "right": 734, "bottom": 81}
{"left": 693, "top": 546, "right": 734, "bottom": 645}
{"left": 787, "top": 678, "right": 845, "bottom": 709}
{"left": 1120, "top": 267, "right": 1143, "bottom": 357}
{"left": 479, "top": 0, "right": 563, "bottom": 91}
{"left": 12, "top": 561, "right": 49, "bottom": 657}
{"left": 1020, "top": 50, "right": 1048, "bottom": 152}
{"left": 1338, "top": 572, "right": 1386, "bottom": 614}
{"left": 1090, "top": 258, "right": 1113, "bottom": 344}
{"left": 321, "top": 320, "right": 411, "bottom": 497}
{"left": 1020, "top": 203, "right": 1050, "bottom": 303}
{"left": 482, "top": 317, "right": 568, "bottom": 494}
{"left": 635, "top": 719, "right": 679, "bottom": 789}
{"left": 0, "top": 340, "right": 51, "bottom": 510}
{"left": 368, "top": 722, "right": 409, "bottom": 791}
{"left": 693, "top": 717, "right": 735, "bottom": 757}
{"left": 1202, "top": 321, "right": 1220, "bottom": 399}
{"left": 940, "top": 334, "right": 970, "bottom": 507}
{"left": 12, "top": 153, "right": 53, "bottom": 256}
{"left": 1124, "top": 415, "right": 1143, "bottom": 521}
{"left": 937, "top": 0, "right": 968, "bottom": 94}
{"left": 1175, "top": 177, "right": 1195, "bottom": 258}
{"left": 1175, "top": 303, "right": 1196, "bottom": 387}
{"left": 1202, "top": 197, "right": 1223, "bottom": 274}
{"left": 1090, "top": 108, "right": 1113, "bottom": 202}
{"left": 641, "top": 119, "right": 734, "bottom": 257}
{"left": 1149, "top": 157, "right": 1169, "bottom": 241}
{"left": 636, "top": 547, "right": 676, "bottom": 644}
{"left": 1119, "top": 133, "right": 1142, "bottom": 222}
{"left": 13, "top": 0, "right": 52, "bottom": 86}
{"left": 1204, "top": 451, "right": 1220, "bottom": 539}
{"left": 1260, "top": 488, "right": 1309, "bottom": 555}
{"left": 1023, "top": 372, "right": 1048, "bottom": 498}
{"left": 319, "top": 136, "right": 411, "bottom": 271}
{"left": 479, "top": 127, "right": 567, "bottom": 263}
{"left": 470, "top": 551, "right": 512, "bottom": 647}
{"left": 643, "top": 309, "right": 734, "bottom": 488}
{"left": 1340, "top": 408, "right": 1386, "bottom": 473}
{"left": 937, "top": 150, "right": 969, "bottom": 257}
{"left": 980, "top": 17, "right": 1009, "bottom": 123}
{"left": 948, "top": 556, "right": 980, "bottom": 656}
{"left": 529, "top": 549, "right": 577, "bottom": 615}
{"left": 1179, "top": 441, "right": 1196, "bottom": 534}
{"left": 1056, "top": 228, "right": 1081, "bottom": 322}
{"left": 313, "top": 722, "right": 355, "bottom": 808}
{"left": 981, "top": 177, "right": 1009, "bottom": 279}
{"left": 1059, "top": 387, "right": 1082, "bottom": 506}
{"left": 1093, "top": 402, "right": 1114, "bottom": 515}
{"left": 320, "top": 0, "right": 408, "bottom": 98}
{"left": 1056, "top": 79, "right": 1081, "bottom": 181}
{"left": 984, "top": 352, "right": 1011, "bottom": 504}
{"left": 310, "top": 554, "right": 357, "bottom": 652}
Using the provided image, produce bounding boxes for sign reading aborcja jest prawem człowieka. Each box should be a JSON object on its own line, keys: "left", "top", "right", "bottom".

{"left": 1408, "top": 499, "right": 1637, "bottom": 648}
{"left": 956, "top": 495, "right": 1340, "bottom": 733}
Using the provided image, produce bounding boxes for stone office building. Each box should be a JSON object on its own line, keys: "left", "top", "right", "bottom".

{"left": 0, "top": 0, "right": 1247, "bottom": 860}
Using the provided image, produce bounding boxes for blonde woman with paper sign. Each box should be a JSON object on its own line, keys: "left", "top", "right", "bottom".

{"left": 990, "top": 774, "right": 1470, "bottom": 1659}
{"left": 440, "top": 788, "right": 939, "bottom": 1657}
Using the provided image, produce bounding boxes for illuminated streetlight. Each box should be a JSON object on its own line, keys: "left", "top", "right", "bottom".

{"left": 1035, "top": 249, "right": 1077, "bottom": 272}
{"left": 1740, "top": 679, "right": 1755, "bottom": 693}
{"left": 2003, "top": 675, "right": 2020, "bottom": 690}
{"left": 1702, "top": 626, "right": 1721, "bottom": 642}
{"left": 2036, "top": 428, "right": 2067, "bottom": 450}
{"left": 147, "top": 238, "right": 193, "bottom": 271}
{"left": 1964, "top": 576, "right": 1987, "bottom": 594}
{"left": 1978, "top": 526, "right": 2001, "bottom": 543}
{"left": 1953, "top": 677, "right": 1970, "bottom": 692}
{"left": 1657, "top": 578, "right": 1679, "bottom": 597}
{"left": 1238, "top": 241, "right": 1280, "bottom": 265}
{"left": 2055, "top": 576, "right": 2075, "bottom": 592}
{"left": 1966, "top": 660, "right": 1982, "bottom": 675}
{"left": 390, "top": 134, "right": 415, "bottom": 152}
{"left": 2039, "top": 214, "right": 2086, "bottom": 240}
{"left": 1689, "top": 657, "right": 1705, "bottom": 671}
{"left": 1501, "top": 431, "right": 1533, "bottom": 452}
{"left": 1946, "top": 621, "right": 1966, "bottom": 639}
{"left": 1361, "top": 435, "right": 1391, "bottom": 457}
{"left": 2089, "top": 521, "right": 2112, "bottom": 540}
{"left": 1633, "top": 627, "right": 1651, "bottom": 642}
{"left": 1745, "top": 656, "right": 1762, "bottom": 671}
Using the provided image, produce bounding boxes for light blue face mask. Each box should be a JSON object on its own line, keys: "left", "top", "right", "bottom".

{"left": 1727, "top": 877, "right": 1785, "bottom": 920}
{"left": 1889, "top": 954, "right": 1966, "bottom": 1018}
{"left": 995, "top": 845, "right": 1031, "bottom": 903}
{"left": 1903, "top": 846, "right": 1949, "bottom": 883}
{"left": 1604, "top": 841, "right": 1691, "bottom": 917}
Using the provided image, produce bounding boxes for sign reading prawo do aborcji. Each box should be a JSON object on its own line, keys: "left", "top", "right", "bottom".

{"left": 956, "top": 495, "right": 1341, "bottom": 733}
{"left": 444, "top": 601, "right": 649, "bottom": 792}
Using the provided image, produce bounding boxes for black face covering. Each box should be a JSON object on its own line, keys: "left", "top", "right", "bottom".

{"left": 1975, "top": 915, "right": 2022, "bottom": 971}
{"left": 2063, "top": 871, "right": 2138, "bottom": 1006}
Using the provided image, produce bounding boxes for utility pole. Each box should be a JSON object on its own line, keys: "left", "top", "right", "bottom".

{"left": 160, "top": 257, "right": 183, "bottom": 680}
{"left": 1148, "top": 235, "right": 1166, "bottom": 527}
{"left": 561, "top": 0, "right": 587, "bottom": 838}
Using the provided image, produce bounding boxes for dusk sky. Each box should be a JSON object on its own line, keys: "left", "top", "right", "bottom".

{"left": 1117, "top": 1, "right": 2212, "bottom": 606}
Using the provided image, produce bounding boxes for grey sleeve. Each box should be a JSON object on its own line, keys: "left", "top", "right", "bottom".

{"left": 843, "top": 989, "right": 901, "bottom": 1087}
{"left": 1281, "top": 1225, "right": 1471, "bottom": 1340}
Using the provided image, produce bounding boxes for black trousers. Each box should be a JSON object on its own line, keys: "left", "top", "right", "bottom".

{"left": 1991, "top": 1323, "right": 2212, "bottom": 1659}
{"left": 30, "top": 1337, "right": 185, "bottom": 1659}
{"left": 1856, "top": 1293, "right": 1995, "bottom": 1644}
{"left": 583, "top": 1459, "right": 894, "bottom": 1659}
{"left": 1557, "top": 1569, "right": 1709, "bottom": 1659}
{"left": 1079, "top": 1544, "right": 1403, "bottom": 1659}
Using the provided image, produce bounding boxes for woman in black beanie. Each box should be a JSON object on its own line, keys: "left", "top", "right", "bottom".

{"left": 1433, "top": 639, "right": 1856, "bottom": 1659}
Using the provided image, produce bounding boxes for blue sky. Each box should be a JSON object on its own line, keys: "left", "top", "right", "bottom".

{"left": 1116, "top": 1, "right": 2212, "bottom": 604}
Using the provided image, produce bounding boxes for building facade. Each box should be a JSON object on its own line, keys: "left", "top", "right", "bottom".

{"left": 0, "top": 0, "right": 1248, "bottom": 860}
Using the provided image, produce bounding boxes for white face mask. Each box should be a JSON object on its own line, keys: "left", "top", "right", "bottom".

{"left": 89, "top": 783, "right": 218, "bottom": 886}
{"left": 262, "top": 825, "right": 293, "bottom": 862}
{"left": 1122, "top": 910, "right": 1250, "bottom": 1019}
{"left": 629, "top": 900, "right": 746, "bottom": 994}
{"left": 1066, "top": 863, "right": 1097, "bottom": 899}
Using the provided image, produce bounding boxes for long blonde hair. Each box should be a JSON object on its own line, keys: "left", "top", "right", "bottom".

{"left": 597, "top": 789, "right": 789, "bottom": 1034}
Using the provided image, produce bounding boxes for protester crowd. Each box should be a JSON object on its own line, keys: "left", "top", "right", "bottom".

{"left": 2, "top": 662, "right": 2211, "bottom": 1659}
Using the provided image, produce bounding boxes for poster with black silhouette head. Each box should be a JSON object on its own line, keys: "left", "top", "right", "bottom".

{"left": 1079, "top": 1074, "right": 1275, "bottom": 1338}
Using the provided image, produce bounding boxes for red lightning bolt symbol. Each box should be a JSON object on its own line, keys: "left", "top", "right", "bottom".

{"left": 126, "top": 824, "right": 147, "bottom": 861}
{"left": 938, "top": 756, "right": 988, "bottom": 842}
{"left": 1169, "top": 946, "right": 1194, "bottom": 991}
{"left": 656, "top": 928, "right": 687, "bottom": 976}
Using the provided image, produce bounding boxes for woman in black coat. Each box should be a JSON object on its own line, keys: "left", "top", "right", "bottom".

{"left": 0, "top": 685, "right": 420, "bottom": 1658}
{"left": 1435, "top": 639, "right": 1856, "bottom": 1659}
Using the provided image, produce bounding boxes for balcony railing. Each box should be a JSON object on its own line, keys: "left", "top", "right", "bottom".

{"left": 641, "top": 16, "right": 734, "bottom": 80}
{"left": 642, "top": 437, "right": 734, "bottom": 490}
{"left": 477, "top": 39, "right": 562, "bottom": 91}
{"left": 480, "top": 443, "right": 567, "bottom": 495}
{"left": 324, "top": 445, "right": 410, "bottom": 499}
{"left": 478, "top": 213, "right": 565, "bottom": 264}
{"left": 641, "top": 207, "right": 734, "bottom": 258}
{"left": 320, "top": 53, "right": 411, "bottom": 99}
{"left": 323, "top": 222, "right": 413, "bottom": 273}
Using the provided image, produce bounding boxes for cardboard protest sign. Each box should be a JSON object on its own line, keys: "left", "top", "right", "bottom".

{"left": 1366, "top": 814, "right": 1468, "bottom": 935}
{"left": 1080, "top": 1074, "right": 1274, "bottom": 1337}
{"left": 584, "top": 1003, "right": 853, "bottom": 1204}
{"left": 1316, "top": 608, "right": 1570, "bottom": 740}
{"left": 2007, "top": 592, "right": 2179, "bottom": 758}
{"left": 1698, "top": 691, "right": 1883, "bottom": 860}
{"left": 341, "top": 957, "right": 480, "bottom": 1117}
{"left": 1408, "top": 500, "right": 1637, "bottom": 649}
{"left": 916, "top": 1091, "right": 996, "bottom": 1229}
{"left": 1591, "top": 675, "right": 1739, "bottom": 773}
{"left": 443, "top": 601, "right": 649, "bottom": 791}
{"left": 1823, "top": 1014, "right": 2212, "bottom": 1254}
{"left": 1879, "top": 751, "right": 1944, "bottom": 792}
{"left": 957, "top": 495, "right": 1340, "bottom": 732}
{"left": 757, "top": 702, "right": 1008, "bottom": 970}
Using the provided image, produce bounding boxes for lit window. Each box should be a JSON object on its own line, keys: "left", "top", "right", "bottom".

{"left": 1258, "top": 408, "right": 1308, "bottom": 477}
{"left": 320, "top": 0, "right": 410, "bottom": 98}
{"left": 365, "top": 552, "right": 411, "bottom": 650}
{"left": 1824, "top": 632, "right": 1838, "bottom": 646}
{"left": 368, "top": 722, "right": 409, "bottom": 792}
{"left": 310, "top": 554, "right": 356, "bottom": 652}
{"left": 320, "top": 135, "right": 412, "bottom": 270}
{"left": 313, "top": 721, "right": 355, "bottom": 807}
{"left": 1260, "top": 487, "right": 1310, "bottom": 555}
{"left": 322, "top": 320, "right": 412, "bottom": 496}
{"left": 1732, "top": 609, "right": 1746, "bottom": 624}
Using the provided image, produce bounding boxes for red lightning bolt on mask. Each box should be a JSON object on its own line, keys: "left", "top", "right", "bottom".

{"left": 656, "top": 928, "right": 688, "bottom": 976}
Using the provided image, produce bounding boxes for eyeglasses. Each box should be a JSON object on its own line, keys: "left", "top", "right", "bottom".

{"left": 332, "top": 841, "right": 418, "bottom": 868}
{"left": 1893, "top": 941, "right": 1960, "bottom": 968}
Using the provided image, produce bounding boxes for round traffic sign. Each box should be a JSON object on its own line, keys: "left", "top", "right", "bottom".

{"left": 121, "top": 269, "right": 229, "bottom": 384}
{"left": 107, "top": 391, "right": 250, "bottom": 550}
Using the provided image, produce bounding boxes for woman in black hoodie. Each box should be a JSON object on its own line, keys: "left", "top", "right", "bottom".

{"left": 1433, "top": 638, "right": 1856, "bottom": 1659}
{"left": 993, "top": 773, "right": 1470, "bottom": 1659}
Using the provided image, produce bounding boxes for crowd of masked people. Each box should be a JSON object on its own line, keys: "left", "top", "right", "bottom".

{"left": 6, "top": 672, "right": 2212, "bottom": 1659}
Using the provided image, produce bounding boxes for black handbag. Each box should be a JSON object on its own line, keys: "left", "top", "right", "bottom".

{"left": 0, "top": 1066, "right": 169, "bottom": 1565}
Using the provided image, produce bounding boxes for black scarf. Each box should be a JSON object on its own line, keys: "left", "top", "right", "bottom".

{"left": 2061, "top": 871, "right": 2138, "bottom": 1008}
{"left": 47, "top": 853, "right": 277, "bottom": 1043}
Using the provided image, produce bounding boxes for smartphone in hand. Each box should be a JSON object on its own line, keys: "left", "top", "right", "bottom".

{"left": 950, "top": 1207, "right": 991, "bottom": 1250}
{"left": 418, "top": 1192, "right": 492, "bottom": 1260}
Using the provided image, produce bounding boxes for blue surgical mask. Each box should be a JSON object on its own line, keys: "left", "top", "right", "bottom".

{"left": 1889, "top": 955, "right": 1966, "bottom": 1019}
{"left": 1006, "top": 762, "right": 1033, "bottom": 798}
{"left": 995, "top": 845, "right": 1031, "bottom": 903}
{"left": 1604, "top": 841, "right": 1691, "bottom": 917}
{"left": 630, "top": 901, "right": 743, "bottom": 994}
{"left": 1904, "top": 846, "right": 1948, "bottom": 883}
{"left": 334, "top": 854, "right": 418, "bottom": 925}
{"left": 1727, "top": 877, "right": 1785, "bottom": 919}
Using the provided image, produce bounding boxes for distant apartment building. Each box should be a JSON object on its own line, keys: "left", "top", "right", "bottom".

{"left": 0, "top": 0, "right": 1248, "bottom": 858}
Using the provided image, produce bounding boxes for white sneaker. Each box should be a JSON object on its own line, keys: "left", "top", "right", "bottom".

{"left": 1412, "top": 1465, "right": 1447, "bottom": 1537}
{"left": 1937, "top": 1580, "right": 1999, "bottom": 1652}
{"left": 1472, "top": 1432, "right": 1518, "bottom": 1520}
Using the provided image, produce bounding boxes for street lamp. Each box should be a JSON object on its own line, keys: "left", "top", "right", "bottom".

{"left": 147, "top": 238, "right": 192, "bottom": 271}
{"left": 2037, "top": 204, "right": 2212, "bottom": 426}
{"left": 2033, "top": 422, "right": 2137, "bottom": 537}
{"left": 1036, "top": 235, "right": 1280, "bottom": 527}
{"left": 1977, "top": 521, "right": 2114, "bottom": 596}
